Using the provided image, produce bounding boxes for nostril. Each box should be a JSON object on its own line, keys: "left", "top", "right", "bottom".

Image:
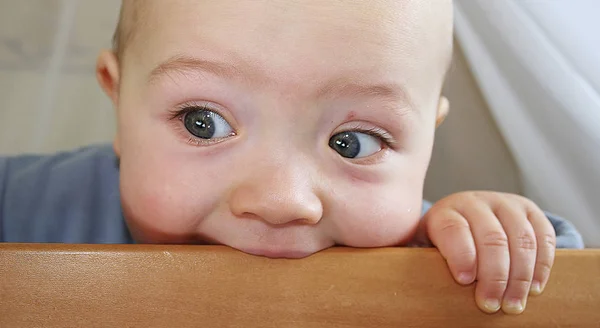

{"left": 237, "top": 212, "right": 262, "bottom": 221}
{"left": 296, "top": 215, "right": 321, "bottom": 226}
{"left": 289, "top": 218, "right": 315, "bottom": 226}
{"left": 241, "top": 215, "right": 317, "bottom": 226}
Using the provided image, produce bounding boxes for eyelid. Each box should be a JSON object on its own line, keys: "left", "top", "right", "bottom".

{"left": 169, "top": 101, "right": 233, "bottom": 122}
{"left": 333, "top": 122, "right": 397, "bottom": 149}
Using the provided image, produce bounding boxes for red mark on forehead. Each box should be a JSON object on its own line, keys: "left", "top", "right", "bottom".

{"left": 346, "top": 111, "right": 357, "bottom": 121}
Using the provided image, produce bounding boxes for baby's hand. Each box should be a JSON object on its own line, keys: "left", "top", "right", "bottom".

{"left": 420, "top": 191, "right": 556, "bottom": 314}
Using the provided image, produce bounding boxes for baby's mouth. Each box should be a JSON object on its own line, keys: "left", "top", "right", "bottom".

{"left": 232, "top": 246, "right": 315, "bottom": 259}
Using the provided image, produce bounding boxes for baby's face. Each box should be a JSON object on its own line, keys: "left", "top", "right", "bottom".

{"left": 102, "top": 0, "right": 452, "bottom": 257}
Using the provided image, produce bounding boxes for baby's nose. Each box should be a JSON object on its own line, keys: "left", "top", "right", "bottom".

{"left": 228, "top": 164, "right": 323, "bottom": 226}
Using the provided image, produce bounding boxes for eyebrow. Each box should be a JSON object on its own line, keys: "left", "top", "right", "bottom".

{"left": 148, "top": 55, "right": 413, "bottom": 110}
{"left": 148, "top": 55, "right": 252, "bottom": 84}
{"left": 315, "top": 79, "right": 412, "bottom": 109}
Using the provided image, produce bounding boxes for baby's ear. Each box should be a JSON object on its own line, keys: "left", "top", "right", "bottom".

{"left": 96, "top": 50, "right": 121, "bottom": 107}
{"left": 436, "top": 96, "right": 450, "bottom": 128}
{"left": 96, "top": 50, "right": 121, "bottom": 157}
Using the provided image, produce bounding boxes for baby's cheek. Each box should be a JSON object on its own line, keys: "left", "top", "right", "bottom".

{"left": 119, "top": 164, "right": 219, "bottom": 243}
{"left": 331, "top": 190, "right": 422, "bottom": 248}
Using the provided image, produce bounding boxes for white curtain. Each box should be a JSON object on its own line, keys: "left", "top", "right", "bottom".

{"left": 454, "top": 0, "right": 600, "bottom": 247}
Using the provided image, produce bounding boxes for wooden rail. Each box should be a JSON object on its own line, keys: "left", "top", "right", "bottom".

{"left": 1, "top": 244, "right": 599, "bottom": 327}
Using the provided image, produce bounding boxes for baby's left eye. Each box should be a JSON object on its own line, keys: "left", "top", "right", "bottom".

{"left": 328, "top": 131, "right": 382, "bottom": 159}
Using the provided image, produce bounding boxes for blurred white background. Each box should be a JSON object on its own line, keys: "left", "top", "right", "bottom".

{"left": 0, "top": 0, "right": 119, "bottom": 153}
{"left": 0, "top": 0, "right": 598, "bottom": 246}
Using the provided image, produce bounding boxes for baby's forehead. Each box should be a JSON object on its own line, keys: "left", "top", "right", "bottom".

{"left": 118, "top": 0, "right": 453, "bottom": 109}
{"left": 116, "top": 0, "right": 452, "bottom": 62}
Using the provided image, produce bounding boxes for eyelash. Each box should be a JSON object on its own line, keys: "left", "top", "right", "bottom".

{"left": 341, "top": 123, "right": 397, "bottom": 149}
{"left": 168, "top": 101, "right": 212, "bottom": 120}
{"left": 168, "top": 103, "right": 397, "bottom": 149}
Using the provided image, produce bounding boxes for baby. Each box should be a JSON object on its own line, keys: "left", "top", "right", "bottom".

{"left": 0, "top": 0, "right": 584, "bottom": 315}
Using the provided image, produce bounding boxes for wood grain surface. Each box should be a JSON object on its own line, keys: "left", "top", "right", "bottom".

{"left": 1, "top": 244, "right": 599, "bottom": 327}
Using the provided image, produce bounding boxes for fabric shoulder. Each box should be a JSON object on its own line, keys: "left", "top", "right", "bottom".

{"left": 0, "top": 144, "right": 132, "bottom": 243}
{"left": 544, "top": 211, "right": 584, "bottom": 249}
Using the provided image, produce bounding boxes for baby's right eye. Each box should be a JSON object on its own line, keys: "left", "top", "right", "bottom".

{"left": 183, "top": 107, "right": 234, "bottom": 140}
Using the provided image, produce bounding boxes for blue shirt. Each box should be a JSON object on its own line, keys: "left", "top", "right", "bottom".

{"left": 0, "top": 145, "right": 585, "bottom": 248}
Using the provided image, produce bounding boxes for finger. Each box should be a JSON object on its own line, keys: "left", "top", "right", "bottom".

{"left": 493, "top": 201, "right": 536, "bottom": 315}
{"left": 460, "top": 202, "right": 510, "bottom": 314}
{"left": 527, "top": 205, "right": 556, "bottom": 296}
{"left": 425, "top": 208, "right": 477, "bottom": 285}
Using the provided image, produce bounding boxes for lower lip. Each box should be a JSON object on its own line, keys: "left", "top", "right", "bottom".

{"left": 239, "top": 247, "right": 313, "bottom": 259}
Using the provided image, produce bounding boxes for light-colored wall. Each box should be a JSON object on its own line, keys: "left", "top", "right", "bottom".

{"left": 0, "top": 1, "right": 521, "bottom": 198}
{"left": 424, "top": 42, "right": 522, "bottom": 201}
{"left": 0, "top": 0, "right": 120, "bottom": 155}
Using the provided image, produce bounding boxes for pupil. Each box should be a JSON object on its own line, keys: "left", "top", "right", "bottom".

{"left": 184, "top": 110, "right": 216, "bottom": 139}
{"left": 329, "top": 132, "right": 360, "bottom": 158}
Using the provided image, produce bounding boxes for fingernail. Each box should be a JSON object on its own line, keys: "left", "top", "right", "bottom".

{"left": 457, "top": 272, "right": 473, "bottom": 284}
{"left": 502, "top": 298, "right": 525, "bottom": 314}
{"left": 530, "top": 281, "right": 542, "bottom": 295}
{"left": 483, "top": 298, "right": 501, "bottom": 313}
